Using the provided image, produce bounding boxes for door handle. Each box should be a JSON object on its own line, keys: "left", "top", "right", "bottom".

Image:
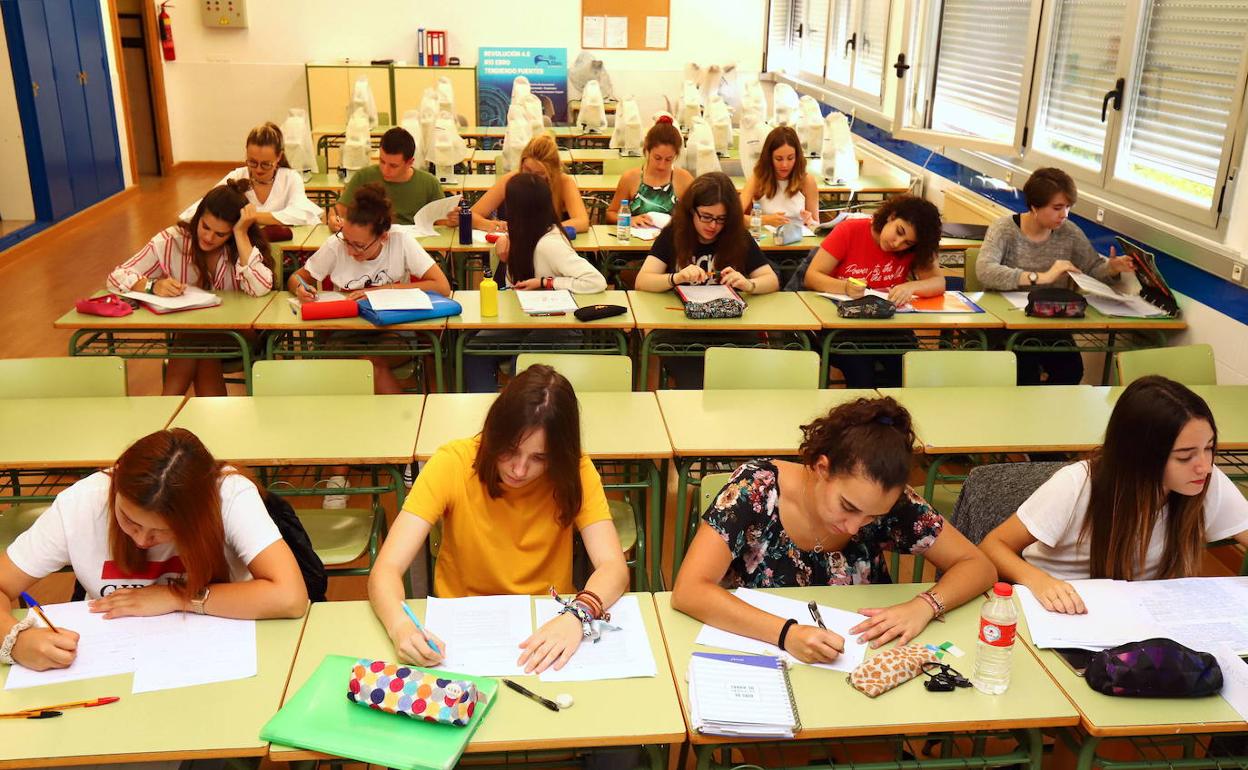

{"left": 845, "top": 33, "right": 857, "bottom": 57}
{"left": 32, "top": 81, "right": 40, "bottom": 97}
{"left": 1100, "top": 78, "right": 1124, "bottom": 122}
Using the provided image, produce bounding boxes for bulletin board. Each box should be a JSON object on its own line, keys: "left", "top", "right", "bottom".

{"left": 580, "top": 0, "right": 670, "bottom": 51}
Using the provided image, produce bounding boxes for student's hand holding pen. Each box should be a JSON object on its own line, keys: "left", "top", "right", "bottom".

{"left": 390, "top": 603, "right": 446, "bottom": 667}
{"left": 11, "top": 626, "right": 79, "bottom": 671}
{"left": 153, "top": 277, "right": 186, "bottom": 297}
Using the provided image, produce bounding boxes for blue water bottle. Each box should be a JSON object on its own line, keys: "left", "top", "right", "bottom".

{"left": 457, "top": 198, "right": 472, "bottom": 245}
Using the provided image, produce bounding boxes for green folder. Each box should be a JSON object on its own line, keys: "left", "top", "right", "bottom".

{"left": 261, "top": 655, "right": 499, "bottom": 770}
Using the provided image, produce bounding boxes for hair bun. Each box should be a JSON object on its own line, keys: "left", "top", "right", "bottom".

{"left": 227, "top": 177, "right": 253, "bottom": 195}
{"left": 656, "top": 115, "right": 674, "bottom": 125}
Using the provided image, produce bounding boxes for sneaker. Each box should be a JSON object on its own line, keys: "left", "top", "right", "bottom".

{"left": 403, "top": 463, "right": 415, "bottom": 488}
{"left": 322, "top": 475, "right": 349, "bottom": 509}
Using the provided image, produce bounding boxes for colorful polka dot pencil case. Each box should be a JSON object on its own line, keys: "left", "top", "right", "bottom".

{"left": 348, "top": 659, "right": 480, "bottom": 726}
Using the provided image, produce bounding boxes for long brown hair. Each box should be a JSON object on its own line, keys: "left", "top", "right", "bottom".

{"left": 1081, "top": 376, "right": 1217, "bottom": 580}
{"left": 669, "top": 172, "right": 748, "bottom": 271}
{"left": 752, "top": 125, "right": 806, "bottom": 200}
{"left": 178, "top": 179, "right": 272, "bottom": 289}
{"left": 472, "top": 364, "right": 583, "bottom": 526}
{"left": 245, "top": 121, "right": 291, "bottom": 169}
{"left": 504, "top": 173, "right": 567, "bottom": 283}
{"left": 800, "top": 397, "right": 916, "bottom": 489}
{"left": 520, "top": 134, "right": 567, "bottom": 219}
{"left": 107, "top": 429, "right": 239, "bottom": 599}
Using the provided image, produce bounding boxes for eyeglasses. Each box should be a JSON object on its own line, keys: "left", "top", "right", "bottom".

{"left": 921, "top": 661, "right": 971, "bottom": 692}
{"left": 343, "top": 269, "right": 394, "bottom": 291}
{"left": 245, "top": 159, "right": 277, "bottom": 171}
{"left": 694, "top": 210, "right": 729, "bottom": 226}
{"left": 334, "top": 229, "right": 383, "bottom": 255}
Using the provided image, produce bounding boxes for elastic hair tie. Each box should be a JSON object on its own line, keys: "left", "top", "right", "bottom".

{"left": 876, "top": 415, "right": 895, "bottom": 426}
{"left": 657, "top": 115, "right": 673, "bottom": 124}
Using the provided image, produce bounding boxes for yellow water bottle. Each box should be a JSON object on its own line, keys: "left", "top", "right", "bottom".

{"left": 479, "top": 270, "right": 498, "bottom": 317}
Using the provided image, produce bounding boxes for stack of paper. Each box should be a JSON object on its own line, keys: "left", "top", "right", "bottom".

{"left": 121, "top": 285, "right": 221, "bottom": 313}
{"left": 516, "top": 289, "right": 578, "bottom": 315}
{"left": 1070, "top": 273, "right": 1168, "bottom": 317}
{"left": 533, "top": 595, "right": 657, "bottom": 682}
{"left": 366, "top": 288, "right": 433, "bottom": 311}
{"left": 689, "top": 652, "right": 800, "bottom": 737}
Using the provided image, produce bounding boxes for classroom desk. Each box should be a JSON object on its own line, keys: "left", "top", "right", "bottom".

{"left": 446, "top": 289, "right": 634, "bottom": 392}
{"left": 799, "top": 291, "right": 1004, "bottom": 386}
{"left": 54, "top": 292, "right": 278, "bottom": 394}
{"left": 1019, "top": 610, "right": 1247, "bottom": 770}
{"left": 268, "top": 597, "right": 685, "bottom": 768}
{"left": 573, "top": 173, "right": 624, "bottom": 194}
{"left": 469, "top": 147, "right": 573, "bottom": 173}
{"left": 656, "top": 388, "right": 874, "bottom": 575}
{"left": 415, "top": 391, "right": 671, "bottom": 587}
{"left": 627, "top": 290, "right": 822, "bottom": 389}
{"left": 446, "top": 227, "right": 599, "bottom": 289}
{"left": 975, "top": 292, "right": 1188, "bottom": 385}
{"left": 0, "top": 610, "right": 306, "bottom": 769}
{"left": 569, "top": 147, "right": 634, "bottom": 172}
{"left": 655, "top": 586, "right": 1079, "bottom": 770}
{"left": 254, "top": 292, "right": 449, "bottom": 392}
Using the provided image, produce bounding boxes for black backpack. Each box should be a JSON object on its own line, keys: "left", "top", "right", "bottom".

{"left": 262, "top": 492, "right": 328, "bottom": 602}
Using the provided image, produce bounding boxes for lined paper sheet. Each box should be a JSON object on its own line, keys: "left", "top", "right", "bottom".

{"left": 367, "top": 288, "right": 432, "bottom": 311}
{"left": 424, "top": 595, "right": 533, "bottom": 677}
{"left": 533, "top": 595, "right": 657, "bottom": 682}
{"left": 677, "top": 285, "right": 740, "bottom": 303}
{"left": 121, "top": 285, "right": 221, "bottom": 312}
{"left": 516, "top": 289, "right": 578, "bottom": 315}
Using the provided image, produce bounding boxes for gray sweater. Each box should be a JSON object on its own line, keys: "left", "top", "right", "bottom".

{"left": 975, "top": 214, "right": 1115, "bottom": 290}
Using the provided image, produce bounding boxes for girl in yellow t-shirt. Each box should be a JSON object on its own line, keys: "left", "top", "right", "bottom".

{"left": 368, "top": 364, "right": 629, "bottom": 674}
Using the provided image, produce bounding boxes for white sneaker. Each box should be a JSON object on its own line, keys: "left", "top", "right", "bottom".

{"left": 403, "top": 463, "right": 415, "bottom": 488}
{"left": 322, "top": 475, "right": 349, "bottom": 509}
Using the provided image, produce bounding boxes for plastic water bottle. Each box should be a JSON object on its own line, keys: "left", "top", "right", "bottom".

{"left": 617, "top": 199, "right": 631, "bottom": 241}
{"left": 971, "top": 582, "right": 1018, "bottom": 695}
{"left": 750, "top": 201, "right": 763, "bottom": 240}
{"left": 457, "top": 199, "right": 472, "bottom": 245}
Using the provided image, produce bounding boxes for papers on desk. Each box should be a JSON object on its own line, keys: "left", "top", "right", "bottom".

{"left": 401, "top": 194, "right": 461, "bottom": 238}
{"left": 1000, "top": 291, "right": 1031, "bottom": 310}
{"left": 287, "top": 291, "right": 347, "bottom": 312}
{"left": 533, "top": 595, "right": 657, "bottom": 681}
{"left": 423, "top": 595, "right": 531, "bottom": 677}
{"left": 1018, "top": 577, "right": 1248, "bottom": 654}
{"left": 4, "top": 601, "right": 257, "bottom": 693}
{"left": 1212, "top": 644, "right": 1248, "bottom": 721}
{"left": 676, "top": 284, "right": 742, "bottom": 304}
{"left": 694, "top": 588, "right": 869, "bottom": 673}
{"left": 120, "top": 285, "right": 222, "bottom": 313}
{"left": 366, "top": 288, "right": 433, "bottom": 311}
{"left": 764, "top": 223, "right": 817, "bottom": 237}
{"left": 688, "top": 652, "right": 800, "bottom": 738}
{"left": 626, "top": 226, "right": 662, "bottom": 241}
{"left": 516, "top": 289, "right": 579, "bottom": 315}
{"left": 1070, "top": 272, "right": 1168, "bottom": 317}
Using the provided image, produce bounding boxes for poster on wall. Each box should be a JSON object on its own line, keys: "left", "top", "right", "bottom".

{"left": 477, "top": 47, "right": 568, "bottom": 126}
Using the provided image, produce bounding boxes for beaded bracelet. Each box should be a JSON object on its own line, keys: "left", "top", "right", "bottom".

{"left": 918, "top": 589, "right": 947, "bottom": 621}
{"left": 0, "top": 615, "right": 37, "bottom": 665}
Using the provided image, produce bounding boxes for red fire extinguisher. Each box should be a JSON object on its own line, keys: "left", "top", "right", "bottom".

{"left": 159, "top": 2, "right": 176, "bottom": 62}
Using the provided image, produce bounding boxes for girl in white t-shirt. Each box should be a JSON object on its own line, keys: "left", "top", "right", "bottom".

{"left": 980, "top": 376, "right": 1248, "bottom": 614}
{"left": 288, "top": 182, "right": 451, "bottom": 394}
{"left": 0, "top": 429, "right": 306, "bottom": 673}
{"left": 738, "top": 125, "right": 819, "bottom": 229}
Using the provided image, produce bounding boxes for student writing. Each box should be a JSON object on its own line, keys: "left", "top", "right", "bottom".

{"left": 604, "top": 116, "right": 693, "bottom": 226}
{"left": 979, "top": 376, "right": 1248, "bottom": 614}
{"left": 472, "top": 134, "right": 590, "bottom": 234}
{"left": 329, "top": 127, "right": 444, "bottom": 228}
{"left": 739, "top": 125, "right": 819, "bottom": 228}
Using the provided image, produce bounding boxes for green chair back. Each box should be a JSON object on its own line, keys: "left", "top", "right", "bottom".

{"left": 515, "top": 354, "right": 632, "bottom": 392}
{"left": 699, "top": 472, "right": 734, "bottom": 513}
{"left": 0, "top": 357, "right": 127, "bottom": 397}
{"left": 252, "top": 359, "right": 374, "bottom": 396}
{"left": 704, "top": 347, "right": 820, "bottom": 390}
{"left": 268, "top": 242, "right": 285, "bottom": 290}
{"left": 962, "top": 247, "right": 982, "bottom": 292}
{"left": 1115, "top": 344, "right": 1217, "bottom": 386}
{"left": 903, "top": 350, "right": 1017, "bottom": 387}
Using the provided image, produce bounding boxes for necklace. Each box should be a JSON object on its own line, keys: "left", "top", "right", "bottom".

{"left": 803, "top": 469, "right": 828, "bottom": 554}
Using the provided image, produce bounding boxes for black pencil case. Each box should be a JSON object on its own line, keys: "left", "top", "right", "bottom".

{"left": 574, "top": 304, "right": 628, "bottom": 322}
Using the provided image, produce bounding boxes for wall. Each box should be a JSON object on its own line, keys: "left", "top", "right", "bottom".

{"left": 0, "top": 10, "right": 36, "bottom": 221}
{"left": 155, "top": 0, "right": 767, "bottom": 161}
{"left": 100, "top": 0, "right": 134, "bottom": 188}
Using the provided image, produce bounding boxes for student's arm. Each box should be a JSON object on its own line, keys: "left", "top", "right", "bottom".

{"left": 887, "top": 260, "right": 945, "bottom": 305}
{"left": 287, "top": 267, "right": 317, "bottom": 300}
{"left": 720, "top": 239, "right": 778, "bottom": 294}
{"left": 109, "top": 229, "right": 179, "bottom": 295}
{"left": 0, "top": 554, "right": 79, "bottom": 671}
{"left": 672, "top": 167, "right": 694, "bottom": 199}
{"left": 604, "top": 169, "right": 638, "bottom": 224}
{"left": 850, "top": 522, "right": 998, "bottom": 647}
{"left": 266, "top": 171, "right": 324, "bottom": 226}
{"left": 471, "top": 173, "right": 512, "bottom": 231}
{"left": 232, "top": 204, "right": 274, "bottom": 296}
{"left": 561, "top": 177, "right": 590, "bottom": 233}
{"left": 635, "top": 230, "right": 707, "bottom": 290}
{"left": 738, "top": 177, "right": 757, "bottom": 228}
{"left": 330, "top": 174, "right": 361, "bottom": 230}
{"left": 980, "top": 515, "right": 1086, "bottom": 614}
{"left": 974, "top": 220, "right": 1026, "bottom": 290}
{"left": 672, "top": 525, "right": 846, "bottom": 664}
{"left": 367, "top": 511, "right": 446, "bottom": 666}
{"left": 800, "top": 174, "right": 820, "bottom": 226}
{"left": 526, "top": 237, "right": 607, "bottom": 293}
{"left": 802, "top": 247, "right": 861, "bottom": 295}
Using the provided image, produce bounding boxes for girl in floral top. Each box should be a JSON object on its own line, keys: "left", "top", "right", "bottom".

{"left": 672, "top": 397, "right": 995, "bottom": 665}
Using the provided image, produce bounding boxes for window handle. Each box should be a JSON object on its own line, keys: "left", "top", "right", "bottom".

{"left": 796, "top": 22, "right": 804, "bottom": 39}
{"left": 845, "top": 33, "right": 857, "bottom": 57}
{"left": 1101, "top": 78, "right": 1125, "bottom": 122}
{"left": 893, "top": 53, "right": 910, "bottom": 78}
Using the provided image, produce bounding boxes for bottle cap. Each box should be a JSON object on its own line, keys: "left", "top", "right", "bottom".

{"left": 992, "top": 582, "right": 1013, "bottom": 597}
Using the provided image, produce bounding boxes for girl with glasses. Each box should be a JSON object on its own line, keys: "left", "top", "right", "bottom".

{"left": 179, "top": 122, "right": 322, "bottom": 228}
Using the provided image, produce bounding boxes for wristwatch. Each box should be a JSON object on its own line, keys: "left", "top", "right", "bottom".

{"left": 190, "top": 585, "right": 211, "bottom": 615}
{"left": 1027, "top": 272, "right": 1039, "bottom": 286}
{"left": 144, "top": 277, "right": 156, "bottom": 294}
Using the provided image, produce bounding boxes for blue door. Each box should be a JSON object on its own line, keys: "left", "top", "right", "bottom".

{"left": 43, "top": 0, "right": 101, "bottom": 209}
{"left": 72, "top": 0, "right": 124, "bottom": 199}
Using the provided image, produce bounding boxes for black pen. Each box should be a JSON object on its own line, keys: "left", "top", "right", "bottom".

{"left": 503, "top": 678, "right": 559, "bottom": 712}
{"left": 808, "top": 600, "right": 827, "bottom": 630}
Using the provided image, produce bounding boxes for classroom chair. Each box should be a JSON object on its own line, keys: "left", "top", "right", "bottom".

{"left": 703, "top": 347, "right": 821, "bottom": 390}
{"left": 0, "top": 356, "right": 127, "bottom": 397}
{"left": 947, "top": 462, "right": 1067, "bottom": 546}
{"left": 902, "top": 350, "right": 1017, "bottom": 387}
{"left": 0, "top": 505, "right": 47, "bottom": 555}
{"left": 250, "top": 360, "right": 393, "bottom": 587}
{"left": 962, "top": 247, "right": 982, "bottom": 292}
{"left": 581, "top": 194, "right": 607, "bottom": 226}
{"left": 1115, "top": 344, "right": 1217, "bottom": 386}
{"left": 515, "top": 354, "right": 647, "bottom": 587}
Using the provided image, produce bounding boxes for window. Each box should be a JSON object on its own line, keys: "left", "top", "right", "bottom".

{"left": 766, "top": 0, "right": 893, "bottom": 105}
{"left": 801, "top": 0, "right": 833, "bottom": 76}
{"left": 767, "top": 0, "right": 801, "bottom": 72}
{"left": 852, "top": 0, "right": 891, "bottom": 97}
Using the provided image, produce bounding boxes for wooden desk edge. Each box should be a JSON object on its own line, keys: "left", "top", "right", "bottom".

{"left": 0, "top": 745, "right": 267, "bottom": 769}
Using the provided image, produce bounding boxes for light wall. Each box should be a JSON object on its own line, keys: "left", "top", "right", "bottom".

{"left": 154, "top": 0, "right": 767, "bottom": 161}
{"left": 0, "top": 10, "right": 36, "bottom": 221}
{"left": 100, "top": 0, "right": 133, "bottom": 189}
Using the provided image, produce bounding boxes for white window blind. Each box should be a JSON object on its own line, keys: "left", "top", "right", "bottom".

{"left": 1117, "top": 0, "right": 1248, "bottom": 205}
{"left": 768, "top": 0, "right": 801, "bottom": 71}
{"left": 929, "top": 0, "right": 1034, "bottom": 143}
{"left": 801, "top": 0, "right": 832, "bottom": 77}
{"left": 826, "top": 0, "right": 854, "bottom": 86}
{"left": 852, "top": 0, "right": 890, "bottom": 97}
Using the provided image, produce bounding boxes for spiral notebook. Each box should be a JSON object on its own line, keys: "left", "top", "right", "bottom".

{"left": 688, "top": 652, "right": 801, "bottom": 738}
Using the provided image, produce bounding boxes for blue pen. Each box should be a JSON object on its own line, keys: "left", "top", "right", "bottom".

{"left": 400, "top": 603, "right": 442, "bottom": 655}
{"left": 19, "top": 592, "right": 59, "bottom": 633}
{"left": 294, "top": 274, "right": 316, "bottom": 298}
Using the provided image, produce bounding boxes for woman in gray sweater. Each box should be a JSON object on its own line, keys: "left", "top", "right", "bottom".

{"left": 975, "top": 167, "right": 1134, "bottom": 384}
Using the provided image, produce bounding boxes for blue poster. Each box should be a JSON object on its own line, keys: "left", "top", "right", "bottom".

{"left": 477, "top": 47, "right": 568, "bottom": 126}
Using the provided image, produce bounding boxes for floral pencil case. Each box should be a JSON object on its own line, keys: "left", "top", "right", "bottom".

{"left": 348, "top": 659, "right": 479, "bottom": 726}
{"left": 846, "top": 644, "right": 937, "bottom": 697}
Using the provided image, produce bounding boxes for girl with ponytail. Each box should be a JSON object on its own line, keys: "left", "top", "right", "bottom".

{"left": 672, "top": 397, "right": 995, "bottom": 664}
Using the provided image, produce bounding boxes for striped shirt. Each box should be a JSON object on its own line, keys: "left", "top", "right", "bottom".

{"left": 108, "top": 225, "right": 273, "bottom": 296}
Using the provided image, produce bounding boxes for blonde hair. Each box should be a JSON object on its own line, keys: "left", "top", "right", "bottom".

{"left": 245, "top": 122, "right": 290, "bottom": 169}
{"left": 520, "top": 134, "right": 566, "bottom": 218}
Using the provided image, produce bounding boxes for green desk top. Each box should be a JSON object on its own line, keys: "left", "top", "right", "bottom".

{"left": 1018, "top": 609, "right": 1245, "bottom": 736}
{"left": 568, "top": 148, "right": 626, "bottom": 162}
{"left": 628, "top": 290, "right": 821, "bottom": 332}
{"left": 304, "top": 173, "right": 344, "bottom": 192}
{"left": 447, "top": 289, "right": 634, "bottom": 330}
{"left": 461, "top": 125, "right": 507, "bottom": 138}
{"left": 975, "top": 291, "right": 1189, "bottom": 332}
{"left": 654, "top": 586, "right": 1078, "bottom": 743}
{"left": 0, "top": 610, "right": 306, "bottom": 767}
{"left": 445, "top": 173, "right": 501, "bottom": 192}
{"left": 572, "top": 174, "right": 623, "bottom": 193}
{"left": 879, "top": 385, "right": 1115, "bottom": 454}
{"left": 283, "top": 224, "right": 323, "bottom": 253}
{"left": 591, "top": 224, "right": 653, "bottom": 252}
{"left": 414, "top": 392, "right": 672, "bottom": 461}
{"left": 298, "top": 224, "right": 453, "bottom": 255}
{"left": 447, "top": 227, "right": 597, "bottom": 253}
{"left": 54, "top": 292, "right": 278, "bottom": 331}
{"left": 0, "top": 396, "right": 184, "bottom": 470}
{"left": 471, "top": 148, "right": 573, "bottom": 164}
{"left": 1113, "top": 384, "right": 1248, "bottom": 450}
{"left": 656, "top": 389, "right": 875, "bottom": 457}
{"left": 798, "top": 290, "right": 1004, "bottom": 330}
{"left": 253, "top": 291, "right": 450, "bottom": 331}
{"left": 268, "top": 596, "right": 685, "bottom": 759}
{"left": 170, "top": 395, "right": 424, "bottom": 465}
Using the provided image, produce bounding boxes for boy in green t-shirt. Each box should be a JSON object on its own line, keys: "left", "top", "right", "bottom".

{"left": 331, "top": 127, "right": 444, "bottom": 226}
